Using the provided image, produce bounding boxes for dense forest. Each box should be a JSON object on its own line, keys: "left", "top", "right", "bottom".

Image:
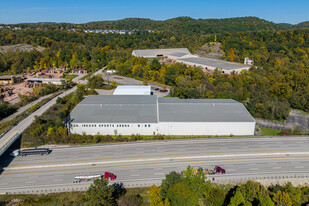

{"left": 0, "top": 17, "right": 308, "bottom": 121}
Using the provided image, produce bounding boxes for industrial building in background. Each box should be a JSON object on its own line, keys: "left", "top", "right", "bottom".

{"left": 69, "top": 95, "right": 256, "bottom": 136}
{"left": 132, "top": 48, "right": 252, "bottom": 74}
{"left": 113, "top": 85, "right": 152, "bottom": 95}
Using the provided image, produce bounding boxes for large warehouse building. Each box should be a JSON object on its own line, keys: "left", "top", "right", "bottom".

{"left": 69, "top": 95, "right": 255, "bottom": 136}
{"left": 132, "top": 48, "right": 251, "bottom": 74}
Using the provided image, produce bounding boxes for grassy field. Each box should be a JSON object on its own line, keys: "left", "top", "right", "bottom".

{"left": 0, "top": 187, "right": 151, "bottom": 206}
{"left": 258, "top": 127, "right": 281, "bottom": 136}
{"left": 293, "top": 109, "right": 309, "bottom": 115}
{"left": 63, "top": 74, "right": 78, "bottom": 80}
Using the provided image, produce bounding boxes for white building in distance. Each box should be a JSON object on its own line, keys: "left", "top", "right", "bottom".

{"left": 69, "top": 95, "right": 256, "bottom": 136}
{"left": 132, "top": 48, "right": 252, "bottom": 74}
{"left": 113, "top": 85, "right": 152, "bottom": 95}
{"left": 25, "top": 78, "right": 65, "bottom": 85}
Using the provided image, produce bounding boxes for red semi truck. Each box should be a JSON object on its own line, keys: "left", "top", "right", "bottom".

{"left": 74, "top": 172, "right": 116, "bottom": 183}
{"left": 214, "top": 166, "right": 226, "bottom": 174}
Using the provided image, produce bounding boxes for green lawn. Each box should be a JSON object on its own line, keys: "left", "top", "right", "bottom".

{"left": 258, "top": 127, "right": 281, "bottom": 136}
{"left": 64, "top": 74, "right": 78, "bottom": 80}
{"left": 293, "top": 109, "right": 309, "bottom": 115}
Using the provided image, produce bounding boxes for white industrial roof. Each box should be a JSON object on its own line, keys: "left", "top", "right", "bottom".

{"left": 132, "top": 48, "right": 190, "bottom": 57}
{"left": 178, "top": 57, "right": 251, "bottom": 71}
{"left": 132, "top": 48, "right": 251, "bottom": 72}
{"left": 26, "top": 78, "right": 64, "bottom": 81}
{"left": 70, "top": 95, "right": 255, "bottom": 124}
{"left": 113, "top": 85, "right": 151, "bottom": 95}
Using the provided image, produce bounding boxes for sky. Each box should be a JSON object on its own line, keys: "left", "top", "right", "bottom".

{"left": 0, "top": 0, "right": 308, "bottom": 24}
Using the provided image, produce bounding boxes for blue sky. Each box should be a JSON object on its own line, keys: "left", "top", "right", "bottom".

{"left": 0, "top": 0, "right": 308, "bottom": 24}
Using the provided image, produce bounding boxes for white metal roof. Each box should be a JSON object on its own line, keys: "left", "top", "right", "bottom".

{"left": 132, "top": 48, "right": 190, "bottom": 57}
{"left": 113, "top": 85, "right": 151, "bottom": 95}
{"left": 26, "top": 78, "right": 64, "bottom": 82}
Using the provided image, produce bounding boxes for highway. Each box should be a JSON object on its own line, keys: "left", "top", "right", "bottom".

{"left": 1, "top": 136, "right": 309, "bottom": 194}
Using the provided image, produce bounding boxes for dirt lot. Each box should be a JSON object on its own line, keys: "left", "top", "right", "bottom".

{"left": 1, "top": 82, "right": 34, "bottom": 104}
{"left": 193, "top": 42, "right": 225, "bottom": 59}
{"left": 1, "top": 72, "right": 63, "bottom": 105}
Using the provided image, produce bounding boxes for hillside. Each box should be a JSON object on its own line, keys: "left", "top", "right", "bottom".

{"left": 2, "top": 16, "right": 288, "bottom": 35}
{"left": 280, "top": 21, "right": 309, "bottom": 29}
{"left": 85, "top": 16, "right": 285, "bottom": 34}
{"left": 294, "top": 21, "right": 309, "bottom": 28}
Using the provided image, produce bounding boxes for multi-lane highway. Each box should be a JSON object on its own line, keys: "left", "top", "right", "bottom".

{"left": 1, "top": 136, "right": 309, "bottom": 194}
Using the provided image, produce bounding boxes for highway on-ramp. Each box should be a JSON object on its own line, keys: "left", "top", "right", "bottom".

{"left": 0, "top": 136, "right": 309, "bottom": 194}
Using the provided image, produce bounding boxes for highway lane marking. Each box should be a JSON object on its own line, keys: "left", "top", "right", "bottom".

{"left": 60, "top": 137, "right": 309, "bottom": 148}
{"left": 249, "top": 168, "right": 259, "bottom": 170}
{"left": 2, "top": 156, "right": 309, "bottom": 176}
{"left": 130, "top": 174, "right": 140, "bottom": 177}
{"left": 8, "top": 148, "right": 309, "bottom": 166}
{"left": 8, "top": 136, "right": 306, "bottom": 154}
{"left": 52, "top": 179, "right": 63, "bottom": 182}
{"left": 1, "top": 171, "right": 309, "bottom": 192}
{"left": 5, "top": 152, "right": 309, "bottom": 170}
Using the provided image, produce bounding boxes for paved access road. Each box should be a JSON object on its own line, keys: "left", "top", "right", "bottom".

{"left": 1, "top": 136, "right": 309, "bottom": 194}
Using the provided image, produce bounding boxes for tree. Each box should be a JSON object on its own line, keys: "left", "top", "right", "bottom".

{"left": 228, "top": 190, "right": 248, "bottom": 206}
{"left": 182, "top": 165, "right": 211, "bottom": 198}
{"left": 86, "top": 179, "right": 126, "bottom": 206}
{"left": 272, "top": 190, "right": 292, "bottom": 206}
{"left": 149, "top": 185, "right": 163, "bottom": 205}
{"left": 227, "top": 181, "right": 274, "bottom": 206}
{"left": 282, "top": 182, "right": 302, "bottom": 205}
{"left": 149, "top": 185, "right": 171, "bottom": 206}
{"left": 88, "top": 74, "right": 104, "bottom": 89}
{"left": 166, "top": 182, "right": 199, "bottom": 206}
{"left": 160, "top": 171, "right": 183, "bottom": 199}
{"left": 86, "top": 178, "right": 121, "bottom": 206}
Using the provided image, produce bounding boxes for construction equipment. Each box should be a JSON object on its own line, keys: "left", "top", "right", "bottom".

{"left": 182, "top": 166, "right": 225, "bottom": 176}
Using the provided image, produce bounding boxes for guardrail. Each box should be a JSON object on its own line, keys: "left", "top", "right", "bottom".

{"left": 0, "top": 132, "right": 21, "bottom": 156}
{"left": 4, "top": 175, "right": 309, "bottom": 195}
{"left": 213, "top": 174, "right": 309, "bottom": 184}
{"left": 0, "top": 129, "right": 10, "bottom": 139}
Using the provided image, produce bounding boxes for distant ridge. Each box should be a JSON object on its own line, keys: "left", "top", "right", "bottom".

{"left": 2, "top": 17, "right": 309, "bottom": 34}
{"left": 83, "top": 16, "right": 285, "bottom": 34}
